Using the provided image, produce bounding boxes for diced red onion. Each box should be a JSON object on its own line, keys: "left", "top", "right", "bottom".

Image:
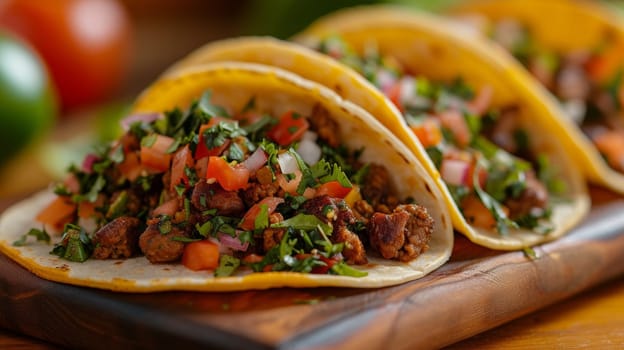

{"left": 208, "top": 237, "right": 231, "bottom": 255}
{"left": 81, "top": 153, "right": 100, "bottom": 174}
{"left": 377, "top": 69, "right": 397, "bottom": 93}
{"left": 120, "top": 112, "right": 163, "bottom": 131}
{"left": 217, "top": 232, "right": 249, "bottom": 252}
{"left": 277, "top": 152, "right": 299, "bottom": 174}
{"left": 441, "top": 159, "right": 471, "bottom": 186}
{"left": 296, "top": 139, "right": 322, "bottom": 165}
{"left": 153, "top": 198, "right": 178, "bottom": 216}
{"left": 242, "top": 148, "right": 268, "bottom": 172}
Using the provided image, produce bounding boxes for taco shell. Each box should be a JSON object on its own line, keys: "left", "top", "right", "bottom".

{"left": 0, "top": 62, "right": 453, "bottom": 292}
{"left": 448, "top": 0, "right": 624, "bottom": 195}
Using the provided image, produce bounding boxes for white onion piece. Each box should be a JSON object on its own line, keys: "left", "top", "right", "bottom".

{"left": 242, "top": 148, "right": 268, "bottom": 172}
{"left": 297, "top": 139, "right": 322, "bottom": 165}
{"left": 217, "top": 232, "right": 249, "bottom": 252}
{"left": 120, "top": 112, "right": 163, "bottom": 131}
{"left": 440, "top": 159, "right": 470, "bottom": 186}
{"left": 78, "top": 217, "right": 98, "bottom": 234}
{"left": 301, "top": 130, "right": 318, "bottom": 142}
{"left": 277, "top": 152, "right": 299, "bottom": 174}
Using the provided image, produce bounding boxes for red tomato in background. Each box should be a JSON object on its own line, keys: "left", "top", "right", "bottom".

{"left": 0, "top": 0, "right": 132, "bottom": 111}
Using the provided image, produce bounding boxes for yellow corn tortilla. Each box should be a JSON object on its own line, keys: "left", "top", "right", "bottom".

{"left": 448, "top": 0, "right": 624, "bottom": 195}
{"left": 167, "top": 7, "right": 590, "bottom": 250}
{"left": 0, "top": 62, "right": 453, "bottom": 292}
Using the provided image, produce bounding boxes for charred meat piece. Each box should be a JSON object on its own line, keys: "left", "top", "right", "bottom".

{"left": 352, "top": 199, "right": 374, "bottom": 222}
{"left": 139, "top": 222, "right": 188, "bottom": 263}
{"left": 504, "top": 171, "right": 549, "bottom": 219}
{"left": 241, "top": 181, "right": 283, "bottom": 207}
{"left": 488, "top": 106, "right": 522, "bottom": 155}
{"left": 302, "top": 195, "right": 367, "bottom": 264}
{"left": 360, "top": 164, "right": 390, "bottom": 207}
{"left": 191, "top": 181, "right": 245, "bottom": 216}
{"left": 263, "top": 212, "right": 286, "bottom": 253}
{"left": 309, "top": 104, "right": 340, "bottom": 147}
{"left": 92, "top": 217, "right": 143, "bottom": 259}
{"left": 368, "top": 204, "right": 433, "bottom": 262}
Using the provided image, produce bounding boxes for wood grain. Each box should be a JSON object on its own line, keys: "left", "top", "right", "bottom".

{"left": 1, "top": 186, "right": 624, "bottom": 349}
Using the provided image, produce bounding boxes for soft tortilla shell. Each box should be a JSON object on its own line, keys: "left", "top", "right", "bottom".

{"left": 0, "top": 62, "right": 452, "bottom": 292}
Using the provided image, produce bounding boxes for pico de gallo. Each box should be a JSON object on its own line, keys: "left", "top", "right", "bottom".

{"left": 485, "top": 18, "right": 624, "bottom": 173}
{"left": 18, "top": 91, "right": 438, "bottom": 277}
{"left": 317, "top": 36, "right": 566, "bottom": 235}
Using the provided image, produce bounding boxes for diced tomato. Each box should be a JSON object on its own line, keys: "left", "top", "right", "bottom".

{"left": 118, "top": 151, "right": 143, "bottom": 181}
{"left": 465, "top": 162, "right": 488, "bottom": 189}
{"left": 461, "top": 195, "right": 508, "bottom": 229}
{"left": 140, "top": 135, "right": 175, "bottom": 172}
{"left": 206, "top": 156, "right": 250, "bottom": 191}
{"left": 276, "top": 170, "right": 302, "bottom": 195}
{"left": 36, "top": 196, "right": 76, "bottom": 231}
{"left": 385, "top": 82, "right": 404, "bottom": 113}
{"left": 585, "top": 43, "right": 624, "bottom": 83}
{"left": 315, "top": 181, "right": 352, "bottom": 199}
{"left": 182, "top": 240, "right": 220, "bottom": 271}
{"left": 262, "top": 264, "right": 274, "bottom": 272}
{"left": 77, "top": 194, "right": 105, "bottom": 219}
{"left": 438, "top": 110, "right": 471, "bottom": 147}
{"left": 242, "top": 254, "right": 264, "bottom": 264}
{"left": 195, "top": 117, "right": 234, "bottom": 159}
{"left": 311, "top": 256, "right": 339, "bottom": 274}
{"left": 170, "top": 145, "right": 195, "bottom": 192}
{"left": 410, "top": 118, "right": 442, "bottom": 148}
{"left": 239, "top": 197, "right": 285, "bottom": 230}
{"left": 267, "top": 111, "right": 309, "bottom": 146}
{"left": 594, "top": 131, "right": 624, "bottom": 170}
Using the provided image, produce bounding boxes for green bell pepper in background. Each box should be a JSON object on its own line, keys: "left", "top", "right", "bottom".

{"left": 0, "top": 32, "right": 56, "bottom": 167}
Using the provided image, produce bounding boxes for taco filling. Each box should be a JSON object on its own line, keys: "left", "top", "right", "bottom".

{"left": 316, "top": 36, "right": 566, "bottom": 235}
{"left": 22, "top": 91, "right": 437, "bottom": 277}
{"left": 474, "top": 18, "right": 624, "bottom": 174}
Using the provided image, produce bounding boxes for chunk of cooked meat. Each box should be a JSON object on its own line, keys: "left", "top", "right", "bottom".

{"left": 92, "top": 216, "right": 143, "bottom": 259}
{"left": 241, "top": 181, "right": 283, "bottom": 207}
{"left": 352, "top": 199, "right": 374, "bottom": 222}
{"left": 368, "top": 204, "right": 433, "bottom": 262}
{"left": 263, "top": 212, "right": 285, "bottom": 253}
{"left": 139, "top": 222, "right": 187, "bottom": 263}
{"left": 360, "top": 164, "right": 390, "bottom": 206}
{"left": 504, "top": 171, "right": 549, "bottom": 219}
{"left": 302, "top": 195, "right": 367, "bottom": 264}
{"left": 191, "top": 181, "right": 245, "bottom": 216}
{"left": 309, "top": 104, "right": 340, "bottom": 147}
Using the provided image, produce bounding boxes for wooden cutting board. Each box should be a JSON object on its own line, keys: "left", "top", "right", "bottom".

{"left": 2, "top": 186, "right": 624, "bottom": 349}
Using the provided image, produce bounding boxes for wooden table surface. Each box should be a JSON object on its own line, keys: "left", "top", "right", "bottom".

{"left": 1, "top": 275, "right": 623, "bottom": 349}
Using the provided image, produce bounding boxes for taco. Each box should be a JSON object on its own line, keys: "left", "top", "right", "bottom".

{"left": 0, "top": 62, "right": 453, "bottom": 292}
{"left": 449, "top": 0, "right": 624, "bottom": 194}
{"left": 168, "top": 7, "right": 590, "bottom": 250}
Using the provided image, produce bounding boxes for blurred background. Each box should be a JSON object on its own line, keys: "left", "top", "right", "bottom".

{"left": 0, "top": 0, "right": 621, "bottom": 197}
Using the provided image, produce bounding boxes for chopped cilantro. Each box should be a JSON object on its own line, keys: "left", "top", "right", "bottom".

{"left": 13, "top": 228, "right": 50, "bottom": 246}
{"left": 330, "top": 261, "right": 367, "bottom": 277}
{"left": 215, "top": 255, "right": 241, "bottom": 277}
{"left": 271, "top": 213, "right": 332, "bottom": 234}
